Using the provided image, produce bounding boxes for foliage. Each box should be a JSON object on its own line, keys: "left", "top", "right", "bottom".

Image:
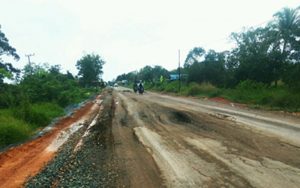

{"left": 76, "top": 54, "right": 105, "bottom": 87}
{"left": 184, "top": 82, "right": 219, "bottom": 97}
{"left": 187, "top": 50, "right": 226, "bottom": 86}
{"left": 184, "top": 47, "right": 205, "bottom": 68}
{"left": 20, "top": 64, "right": 91, "bottom": 107}
{"left": 0, "top": 109, "right": 33, "bottom": 148}
{"left": 0, "top": 25, "right": 20, "bottom": 83}
{"left": 13, "top": 102, "right": 64, "bottom": 127}
{"left": 282, "top": 63, "right": 300, "bottom": 90}
{"left": 223, "top": 81, "right": 300, "bottom": 111}
{"left": 116, "top": 65, "right": 169, "bottom": 86}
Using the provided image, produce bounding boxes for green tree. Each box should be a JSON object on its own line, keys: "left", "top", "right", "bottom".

{"left": 139, "top": 65, "right": 154, "bottom": 83}
{"left": 230, "top": 27, "right": 283, "bottom": 85}
{"left": 76, "top": 54, "right": 105, "bottom": 87}
{"left": 0, "top": 25, "right": 20, "bottom": 83}
{"left": 184, "top": 47, "right": 205, "bottom": 68}
{"left": 186, "top": 49, "right": 226, "bottom": 86}
{"left": 273, "top": 7, "right": 300, "bottom": 59}
{"left": 272, "top": 7, "right": 300, "bottom": 89}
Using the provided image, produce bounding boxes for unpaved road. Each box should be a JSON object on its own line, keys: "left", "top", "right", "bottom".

{"left": 1, "top": 88, "right": 300, "bottom": 187}
{"left": 113, "top": 88, "right": 300, "bottom": 188}
{"left": 0, "top": 98, "right": 100, "bottom": 188}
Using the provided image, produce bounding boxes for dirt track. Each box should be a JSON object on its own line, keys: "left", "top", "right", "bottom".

{"left": 113, "top": 88, "right": 300, "bottom": 188}
{"left": 0, "top": 99, "right": 100, "bottom": 188}
{"left": 1, "top": 88, "right": 300, "bottom": 187}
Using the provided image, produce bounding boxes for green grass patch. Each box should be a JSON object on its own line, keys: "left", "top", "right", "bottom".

{"left": 221, "top": 80, "right": 300, "bottom": 111}
{"left": 148, "top": 80, "right": 300, "bottom": 112}
{"left": 0, "top": 109, "right": 34, "bottom": 148}
{"left": 181, "top": 82, "right": 220, "bottom": 97}
{"left": 0, "top": 102, "right": 64, "bottom": 149}
{"left": 13, "top": 102, "right": 64, "bottom": 127}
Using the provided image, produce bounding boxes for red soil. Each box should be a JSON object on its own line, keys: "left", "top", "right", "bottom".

{"left": 0, "top": 101, "right": 98, "bottom": 188}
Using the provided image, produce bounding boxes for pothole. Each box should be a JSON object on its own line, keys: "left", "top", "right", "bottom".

{"left": 171, "top": 111, "right": 192, "bottom": 124}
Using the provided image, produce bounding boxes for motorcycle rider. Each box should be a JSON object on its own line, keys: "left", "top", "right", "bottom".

{"left": 138, "top": 80, "right": 144, "bottom": 94}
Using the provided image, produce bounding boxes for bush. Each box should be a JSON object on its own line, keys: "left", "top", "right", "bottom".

{"left": 14, "top": 103, "right": 64, "bottom": 127}
{"left": 0, "top": 109, "right": 33, "bottom": 148}
{"left": 164, "top": 81, "right": 181, "bottom": 93}
{"left": 236, "top": 80, "right": 267, "bottom": 90}
{"left": 184, "top": 82, "right": 219, "bottom": 96}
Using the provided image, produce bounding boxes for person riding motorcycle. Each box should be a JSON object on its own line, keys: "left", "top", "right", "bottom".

{"left": 133, "top": 80, "right": 144, "bottom": 94}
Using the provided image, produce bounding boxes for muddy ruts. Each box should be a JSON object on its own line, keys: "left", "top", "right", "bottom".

{"left": 25, "top": 89, "right": 121, "bottom": 188}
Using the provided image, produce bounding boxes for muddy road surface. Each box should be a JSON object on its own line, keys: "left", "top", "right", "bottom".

{"left": 112, "top": 88, "right": 300, "bottom": 188}
{"left": 1, "top": 88, "right": 300, "bottom": 188}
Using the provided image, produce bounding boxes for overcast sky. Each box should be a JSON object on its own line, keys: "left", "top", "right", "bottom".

{"left": 0, "top": 0, "right": 299, "bottom": 81}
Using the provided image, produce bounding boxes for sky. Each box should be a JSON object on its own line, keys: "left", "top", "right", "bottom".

{"left": 0, "top": 0, "right": 299, "bottom": 81}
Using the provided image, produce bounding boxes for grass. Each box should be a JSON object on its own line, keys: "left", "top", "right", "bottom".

{"left": 13, "top": 102, "right": 64, "bottom": 127}
{"left": 148, "top": 80, "right": 300, "bottom": 112}
{"left": 223, "top": 85, "right": 300, "bottom": 111}
{"left": 0, "top": 102, "right": 64, "bottom": 149}
{"left": 0, "top": 109, "right": 34, "bottom": 148}
{"left": 0, "top": 85, "right": 100, "bottom": 149}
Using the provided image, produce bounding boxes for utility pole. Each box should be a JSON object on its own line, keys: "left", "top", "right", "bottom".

{"left": 178, "top": 49, "right": 181, "bottom": 93}
{"left": 25, "top": 53, "right": 34, "bottom": 75}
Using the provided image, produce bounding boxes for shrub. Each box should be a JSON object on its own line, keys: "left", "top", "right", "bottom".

{"left": 0, "top": 109, "right": 33, "bottom": 148}
{"left": 164, "top": 81, "right": 180, "bottom": 93}
{"left": 14, "top": 103, "right": 64, "bottom": 127}
{"left": 186, "top": 82, "right": 218, "bottom": 96}
{"left": 236, "top": 80, "right": 267, "bottom": 90}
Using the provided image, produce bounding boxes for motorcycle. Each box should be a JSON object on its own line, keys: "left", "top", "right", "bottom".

{"left": 138, "top": 83, "right": 144, "bottom": 94}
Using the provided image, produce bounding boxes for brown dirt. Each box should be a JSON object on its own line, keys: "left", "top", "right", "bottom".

{"left": 113, "top": 88, "right": 300, "bottom": 188}
{"left": 0, "top": 100, "right": 99, "bottom": 188}
{"left": 112, "top": 92, "right": 164, "bottom": 188}
{"left": 2, "top": 87, "right": 300, "bottom": 188}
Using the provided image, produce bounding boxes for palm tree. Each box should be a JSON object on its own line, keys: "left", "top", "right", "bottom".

{"left": 273, "top": 7, "right": 300, "bottom": 55}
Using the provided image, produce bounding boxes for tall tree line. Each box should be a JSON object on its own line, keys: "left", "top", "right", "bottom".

{"left": 184, "top": 7, "right": 300, "bottom": 89}
{"left": 116, "top": 7, "right": 299, "bottom": 90}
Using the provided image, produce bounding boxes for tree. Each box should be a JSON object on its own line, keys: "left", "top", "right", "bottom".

{"left": 272, "top": 7, "right": 300, "bottom": 88}
{"left": 139, "top": 65, "right": 154, "bottom": 83}
{"left": 76, "top": 54, "right": 105, "bottom": 87}
{"left": 186, "top": 49, "right": 226, "bottom": 86}
{"left": 230, "top": 27, "right": 284, "bottom": 85}
{"left": 184, "top": 47, "right": 205, "bottom": 68}
{"left": 0, "top": 25, "right": 20, "bottom": 83}
{"left": 272, "top": 7, "right": 300, "bottom": 59}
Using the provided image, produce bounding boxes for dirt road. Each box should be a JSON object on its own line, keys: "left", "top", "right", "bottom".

{"left": 113, "top": 88, "right": 300, "bottom": 188}
{"left": 2, "top": 88, "right": 300, "bottom": 187}
{"left": 0, "top": 98, "right": 100, "bottom": 188}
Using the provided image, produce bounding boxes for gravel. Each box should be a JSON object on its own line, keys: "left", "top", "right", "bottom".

{"left": 26, "top": 89, "right": 123, "bottom": 188}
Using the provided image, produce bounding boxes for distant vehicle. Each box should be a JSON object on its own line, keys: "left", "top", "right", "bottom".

{"left": 114, "top": 83, "right": 118, "bottom": 87}
{"left": 133, "top": 80, "right": 144, "bottom": 94}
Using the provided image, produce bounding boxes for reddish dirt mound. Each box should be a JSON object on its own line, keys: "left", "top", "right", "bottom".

{"left": 209, "top": 97, "right": 232, "bottom": 105}
{"left": 0, "top": 101, "right": 98, "bottom": 188}
{"left": 209, "top": 97, "right": 247, "bottom": 108}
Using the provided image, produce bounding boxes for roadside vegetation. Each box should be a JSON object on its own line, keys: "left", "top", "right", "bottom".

{"left": 115, "top": 6, "right": 300, "bottom": 112}
{"left": 0, "top": 26, "right": 105, "bottom": 148}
